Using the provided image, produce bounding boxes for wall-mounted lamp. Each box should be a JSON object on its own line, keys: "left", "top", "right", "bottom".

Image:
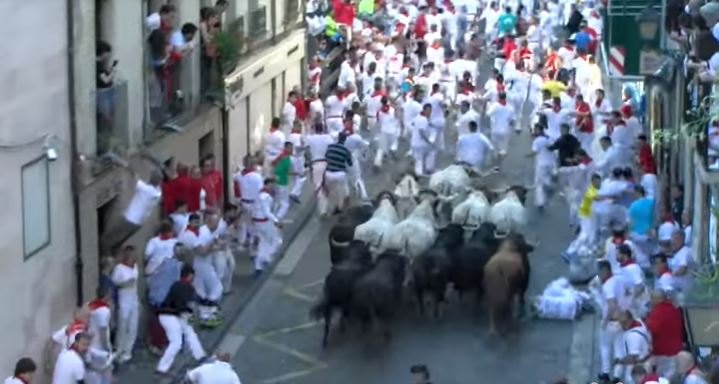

{"left": 43, "top": 135, "right": 60, "bottom": 161}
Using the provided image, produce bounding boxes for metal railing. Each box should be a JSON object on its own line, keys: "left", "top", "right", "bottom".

{"left": 96, "top": 79, "right": 130, "bottom": 156}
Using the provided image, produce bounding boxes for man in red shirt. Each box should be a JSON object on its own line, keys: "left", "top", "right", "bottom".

{"left": 645, "top": 289, "right": 683, "bottom": 377}
{"left": 201, "top": 154, "right": 223, "bottom": 209}
{"left": 333, "top": 0, "right": 355, "bottom": 43}
{"left": 574, "top": 93, "right": 594, "bottom": 153}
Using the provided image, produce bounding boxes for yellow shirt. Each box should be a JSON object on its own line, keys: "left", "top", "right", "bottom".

{"left": 541, "top": 80, "right": 567, "bottom": 98}
{"left": 578, "top": 184, "right": 598, "bottom": 218}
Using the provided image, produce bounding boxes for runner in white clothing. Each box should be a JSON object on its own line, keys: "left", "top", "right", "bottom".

{"left": 325, "top": 88, "right": 347, "bottom": 136}
{"left": 456, "top": 121, "right": 494, "bottom": 171}
{"left": 485, "top": 92, "right": 516, "bottom": 165}
{"left": 456, "top": 101, "right": 482, "bottom": 136}
{"left": 280, "top": 91, "right": 298, "bottom": 134}
{"left": 4, "top": 358, "right": 36, "bottom": 384}
{"left": 263, "top": 118, "right": 286, "bottom": 176}
{"left": 410, "top": 104, "right": 435, "bottom": 176}
{"left": 374, "top": 97, "right": 400, "bottom": 168}
{"left": 305, "top": 123, "right": 334, "bottom": 215}
{"left": 529, "top": 124, "right": 557, "bottom": 209}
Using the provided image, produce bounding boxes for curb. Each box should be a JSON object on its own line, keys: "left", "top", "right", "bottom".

{"left": 169, "top": 198, "right": 318, "bottom": 382}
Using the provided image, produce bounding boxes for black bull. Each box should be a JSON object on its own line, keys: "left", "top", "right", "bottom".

{"left": 328, "top": 205, "right": 374, "bottom": 265}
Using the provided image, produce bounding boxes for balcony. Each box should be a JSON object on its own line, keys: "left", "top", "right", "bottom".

{"left": 96, "top": 79, "right": 130, "bottom": 157}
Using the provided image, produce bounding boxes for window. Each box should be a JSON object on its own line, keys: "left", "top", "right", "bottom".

{"left": 21, "top": 156, "right": 51, "bottom": 258}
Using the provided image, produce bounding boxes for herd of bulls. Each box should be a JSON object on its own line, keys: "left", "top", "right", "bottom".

{"left": 310, "top": 165, "right": 538, "bottom": 348}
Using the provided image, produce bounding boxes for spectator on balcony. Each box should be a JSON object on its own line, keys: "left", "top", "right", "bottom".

{"left": 214, "top": 0, "right": 229, "bottom": 29}
{"left": 146, "top": 4, "right": 177, "bottom": 35}
{"left": 200, "top": 7, "right": 219, "bottom": 92}
{"left": 96, "top": 41, "right": 117, "bottom": 134}
{"left": 171, "top": 22, "right": 198, "bottom": 57}
{"left": 201, "top": 154, "right": 223, "bottom": 209}
{"left": 333, "top": 0, "right": 356, "bottom": 42}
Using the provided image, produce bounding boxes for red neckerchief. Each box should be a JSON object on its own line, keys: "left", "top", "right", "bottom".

{"left": 600, "top": 272, "right": 613, "bottom": 283}
{"left": 66, "top": 319, "right": 86, "bottom": 336}
{"left": 498, "top": 99, "right": 507, "bottom": 106}
{"left": 552, "top": 102, "right": 561, "bottom": 113}
{"left": 685, "top": 364, "right": 698, "bottom": 377}
{"left": 380, "top": 104, "right": 391, "bottom": 113}
{"left": 180, "top": 275, "right": 193, "bottom": 284}
{"left": 270, "top": 126, "right": 279, "bottom": 132}
{"left": 371, "top": 89, "right": 385, "bottom": 98}
{"left": 579, "top": 156, "right": 593, "bottom": 165}
{"left": 567, "top": 88, "right": 576, "bottom": 97}
{"left": 121, "top": 260, "right": 136, "bottom": 268}
{"left": 461, "top": 84, "right": 473, "bottom": 94}
{"left": 658, "top": 266, "right": 671, "bottom": 276}
{"left": 445, "top": 58, "right": 454, "bottom": 63}
{"left": 343, "top": 119, "right": 353, "bottom": 132}
{"left": 272, "top": 149, "right": 290, "bottom": 166}
{"left": 563, "top": 43, "right": 574, "bottom": 51}
{"left": 336, "top": 92, "right": 344, "bottom": 101}
{"left": 420, "top": 110, "right": 429, "bottom": 117}
{"left": 402, "top": 63, "right": 410, "bottom": 68}
{"left": 87, "top": 298, "right": 109, "bottom": 311}
{"left": 186, "top": 225, "right": 200, "bottom": 236}
{"left": 431, "top": 41, "right": 441, "bottom": 49}
{"left": 611, "top": 235, "right": 625, "bottom": 245}
{"left": 241, "top": 166, "right": 257, "bottom": 176}
{"left": 261, "top": 187, "right": 274, "bottom": 196}
{"left": 159, "top": 231, "right": 173, "bottom": 240}
{"left": 497, "top": 82, "right": 505, "bottom": 93}
{"left": 620, "top": 258, "right": 635, "bottom": 267}
{"left": 628, "top": 319, "right": 642, "bottom": 329}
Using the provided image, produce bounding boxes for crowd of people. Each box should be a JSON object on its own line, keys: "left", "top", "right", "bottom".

{"left": 9, "top": 0, "right": 719, "bottom": 383}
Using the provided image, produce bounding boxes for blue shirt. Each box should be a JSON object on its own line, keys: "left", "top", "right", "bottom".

{"left": 147, "top": 258, "right": 182, "bottom": 307}
{"left": 574, "top": 31, "right": 590, "bottom": 51}
{"left": 629, "top": 197, "right": 655, "bottom": 235}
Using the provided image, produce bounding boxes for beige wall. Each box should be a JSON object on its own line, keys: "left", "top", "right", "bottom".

{"left": 225, "top": 30, "right": 305, "bottom": 168}
{"left": 0, "top": 1, "right": 76, "bottom": 381}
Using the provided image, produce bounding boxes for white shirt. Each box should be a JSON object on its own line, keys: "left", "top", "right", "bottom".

{"left": 281, "top": 101, "right": 296, "bottom": 129}
{"left": 144, "top": 236, "right": 178, "bottom": 275}
{"left": 603, "top": 238, "right": 640, "bottom": 274}
{"left": 361, "top": 73, "right": 381, "bottom": 100}
{"left": 620, "top": 262, "right": 648, "bottom": 312}
{"left": 657, "top": 221, "right": 679, "bottom": 242}
{"left": 112, "top": 263, "right": 139, "bottom": 305}
{"left": 88, "top": 305, "right": 112, "bottom": 354}
{"left": 178, "top": 226, "right": 213, "bottom": 250}
{"left": 52, "top": 349, "right": 85, "bottom": 384}
{"left": 309, "top": 98, "right": 324, "bottom": 121}
{"left": 456, "top": 109, "right": 481, "bottom": 136}
{"left": 532, "top": 135, "right": 556, "bottom": 167}
{"left": 378, "top": 107, "right": 400, "bottom": 134}
{"left": 255, "top": 191, "right": 278, "bottom": 223}
{"left": 456, "top": 132, "right": 493, "bottom": 166}
{"left": 187, "top": 361, "right": 242, "bottom": 384}
{"left": 170, "top": 212, "right": 189, "bottom": 236}
{"left": 623, "top": 321, "right": 651, "bottom": 361}
{"left": 338, "top": 61, "right": 356, "bottom": 90}
{"left": 236, "top": 168, "right": 263, "bottom": 202}
{"left": 451, "top": 59, "right": 477, "bottom": 83}
{"left": 487, "top": 102, "right": 515, "bottom": 133}
{"left": 600, "top": 275, "right": 624, "bottom": 320}
{"left": 410, "top": 114, "right": 432, "bottom": 149}
{"left": 640, "top": 173, "right": 658, "bottom": 199}
{"left": 557, "top": 46, "right": 576, "bottom": 69}
{"left": 264, "top": 130, "right": 286, "bottom": 161}
{"left": 595, "top": 145, "right": 623, "bottom": 177}
{"left": 4, "top": 378, "right": 24, "bottom": 384}
{"left": 325, "top": 95, "right": 345, "bottom": 118}
{"left": 306, "top": 134, "right": 334, "bottom": 161}
{"left": 669, "top": 246, "right": 694, "bottom": 292}
{"left": 611, "top": 123, "right": 634, "bottom": 149}
{"left": 123, "top": 180, "right": 162, "bottom": 225}
{"left": 542, "top": 107, "right": 570, "bottom": 140}
{"left": 403, "top": 99, "right": 423, "bottom": 126}
{"left": 288, "top": 132, "right": 305, "bottom": 156}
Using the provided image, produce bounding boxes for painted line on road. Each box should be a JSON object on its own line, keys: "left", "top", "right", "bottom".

{"left": 567, "top": 313, "right": 597, "bottom": 384}
{"left": 253, "top": 323, "right": 328, "bottom": 384}
{"left": 283, "top": 279, "right": 324, "bottom": 302}
{"left": 274, "top": 217, "right": 322, "bottom": 276}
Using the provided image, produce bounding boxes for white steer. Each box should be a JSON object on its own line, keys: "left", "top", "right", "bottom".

{"left": 488, "top": 190, "right": 528, "bottom": 237}
{"left": 385, "top": 197, "right": 440, "bottom": 259}
{"left": 451, "top": 189, "right": 491, "bottom": 229}
{"left": 394, "top": 174, "right": 420, "bottom": 220}
{"left": 353, "top": 196, "right": 399, "bottom": 253}
{"left": 428, "top": 165, "right": 471, "bottom": 198}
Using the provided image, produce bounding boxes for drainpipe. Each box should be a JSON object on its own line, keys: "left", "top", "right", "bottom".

{"left": 66, "top": 0, "right": 84, "bottom": 307}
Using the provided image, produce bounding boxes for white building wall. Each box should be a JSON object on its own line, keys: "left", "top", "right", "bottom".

{"left": 0, "top": 1, "right": 76, "bottom": 381}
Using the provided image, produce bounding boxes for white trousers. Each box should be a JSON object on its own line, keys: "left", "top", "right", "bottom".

{"left": 254, "top": 221, "right": 280, "bottom": 271}
{"left": 599, "top": 321, "right": 625, "bottom": 377}
{"left": 578, "top": 215, "right": 597, "bottom": 245}
{"left": 193, "top": 255, "right": 223, "bottom": 303}
{"left": 534, "top": 163, "right": 554, "bottom": 207}
{"left": 213, "top": 248, "right": 236, "bottom": 294}
{"left": 412, "top": 146, "right": 432, "bottom": 176}
{"left": 374, "top": 131, "right": 399, "bottom": 167}
{"left": 348, "top": 154, "right": 368, "bottom": 200}
{"left": 325, "top": 171, "right": 349, "bottom": 212}
{"left": 85, "top": 348, "right": 112, "bottom": 384}
{"left": 237, "top": 200, "right": 256, "bottom": 245}
{"left": 157, "top": 314, "right": 205, "bottom": 373}
{"left": 85, "top": 370, "right": 112, "bottom": 384}
{"left": 491, "top": 131, "right": 511, "bottom": 155}
{"left": 116, "top": 300, "right": 139, "bottom": 359}
{"left": 274, "top": 185, "right": 290, "bottom": 219}
{"left": 291, "top": 155, "right": 306, "bottom": 197}
{"left": 576, "top": 132, "right": 593, "bottom": 154}
{"left": 311, "top": 161, "right": 328, "bottom": 215}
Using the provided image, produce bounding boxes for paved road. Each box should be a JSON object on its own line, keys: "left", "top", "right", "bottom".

{"left": 226, "top": 100, "right": 579, "bottom": 383}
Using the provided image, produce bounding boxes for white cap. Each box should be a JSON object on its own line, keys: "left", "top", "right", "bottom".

{"left": 146, "top": 13, "right": 161, "bottom": 30}
{"left": 657, "top": 221, "right": 678, "bottom": 241}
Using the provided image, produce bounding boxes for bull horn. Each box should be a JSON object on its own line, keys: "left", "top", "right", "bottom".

{"left": 330, "top": 237, "right": 351, "bottom": 248}
{"left": 493, "top": 229, "right": 509, "bottom": 239}
{"left": 463, "top": 223, "right": 480, "bottom": 231}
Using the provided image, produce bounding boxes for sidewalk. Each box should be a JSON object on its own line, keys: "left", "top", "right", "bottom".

{"left": 115, "top": 183, "right": 318, "bottom": 383}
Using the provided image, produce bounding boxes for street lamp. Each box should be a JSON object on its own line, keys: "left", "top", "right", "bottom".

{"left": 637, "top": 6, "right": 661, "bottom": 43}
